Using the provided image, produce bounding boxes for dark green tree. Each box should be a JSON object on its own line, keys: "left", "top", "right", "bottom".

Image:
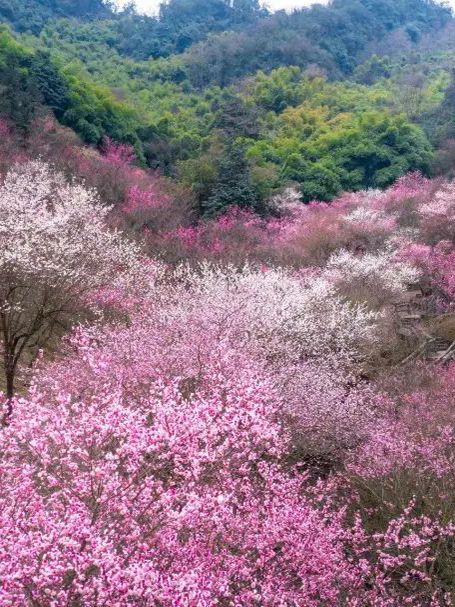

{"left": 0, "top": 50, "right": 41, "bottom": 133}
{"left": 29, "top": 51, "right": 70, "bottom": 119}
{"left": 202, "top": 144, "right": 259, "bottom": 217}
{"left": 212, "top": 91, "right": 260, "bottom": 139}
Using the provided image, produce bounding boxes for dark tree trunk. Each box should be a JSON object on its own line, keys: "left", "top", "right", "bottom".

{"left": 5, "top": 367, "right": 14, "bottom": 400}
{"left": 2, "top": 355, "right": 15, "bottom": 426}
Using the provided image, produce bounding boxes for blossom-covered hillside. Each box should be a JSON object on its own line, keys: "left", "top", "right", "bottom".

{"left": 1, "top": 0, "right": 455, "bottom": 209}
{"left": 0, "top": 112, "right": 454, "bottom": 605}
{"left": 1, "top": 0, "right": 455, "bottom": 603}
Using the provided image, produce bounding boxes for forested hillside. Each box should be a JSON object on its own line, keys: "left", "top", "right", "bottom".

{"left": 0, "top": 0, "right": 111, "bottom": 33}
{"left": 0, "top": 0, "right": 454, "bottom": 211}
{"left": 3, "top": 2, "right": 455, "bottom": 604}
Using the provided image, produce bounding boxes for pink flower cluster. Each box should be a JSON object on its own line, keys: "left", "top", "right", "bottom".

{"left": 0, "top": 329, "right": 374, "bottom": 606}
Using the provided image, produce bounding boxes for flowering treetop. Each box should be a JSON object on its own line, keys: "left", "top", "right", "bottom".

{"left": 0, "top": 161, "right": 150, "bottom": 397}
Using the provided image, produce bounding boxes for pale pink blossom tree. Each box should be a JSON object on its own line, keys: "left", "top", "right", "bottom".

{"left": 0, "top": 161, "right": 146, "bottom": 402}
{"left": 323, "top": 249, "right": 421, "bottom": 306}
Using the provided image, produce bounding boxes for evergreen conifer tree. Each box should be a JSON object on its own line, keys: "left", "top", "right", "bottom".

{"left": 202, "top": 144, "right": 259, "bottom": 217}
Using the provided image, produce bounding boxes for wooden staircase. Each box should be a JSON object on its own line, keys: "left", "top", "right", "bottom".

{"left": 393, "top": 297, "right": 425, "bottom": 338}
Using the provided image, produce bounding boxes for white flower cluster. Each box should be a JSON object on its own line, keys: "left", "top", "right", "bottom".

{"left": 0, "top": 161, "right": 146, "bottom": 304}
{"left": 343, "top": 207, "right": 388, "bottom": 224}
{"left": 324, "top": 250, "right": 420, "bottom": 297}
{"left": 419, "top": 183, "right": 455, "bottom": 219}
{"left": 168, "top": 262, "right": 380, "bottom": 370}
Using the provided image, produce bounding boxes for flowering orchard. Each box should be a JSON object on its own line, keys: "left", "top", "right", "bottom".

{"left": 1, "top": 144, "right": 455, "bottom": 605}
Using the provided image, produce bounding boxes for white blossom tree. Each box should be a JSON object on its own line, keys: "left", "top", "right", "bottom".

{"left": 0, "top": 161, "right": 145, "bottom": 405}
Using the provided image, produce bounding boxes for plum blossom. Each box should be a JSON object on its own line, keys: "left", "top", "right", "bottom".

{"left": 0, "top": 161, "right": 149, "bottom": 397}
{"left": 324, "top": 250, "right": 421, "bottom": 299}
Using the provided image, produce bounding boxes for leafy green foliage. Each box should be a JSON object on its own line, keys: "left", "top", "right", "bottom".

{"left": 100, "top": 0, "right": 266, "bottom": 61}
{"left": 4, "top": 0, "right": 266, "bottom": 60}
{"left": 0, "top": 0, "right": 111, "bottom": 34}
{"left": 246, "top": 73, "right": 433, "bottom": 200}
{"left": 60, "top": 65, "right": 142, "bottom": 153}
{"left": 1, "top": 0, "right": 454, "bottom": 211}
{"left": 0, "top": 27, "right": 143, "bottom": 157}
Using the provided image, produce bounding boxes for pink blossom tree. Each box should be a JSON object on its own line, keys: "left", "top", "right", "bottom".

{"left": 0, "top": 329, "right": 377, "bottom": 606}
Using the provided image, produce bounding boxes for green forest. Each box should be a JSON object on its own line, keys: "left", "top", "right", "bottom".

{"left": 1, "top": 0, "right": 455, "bottom": 214}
